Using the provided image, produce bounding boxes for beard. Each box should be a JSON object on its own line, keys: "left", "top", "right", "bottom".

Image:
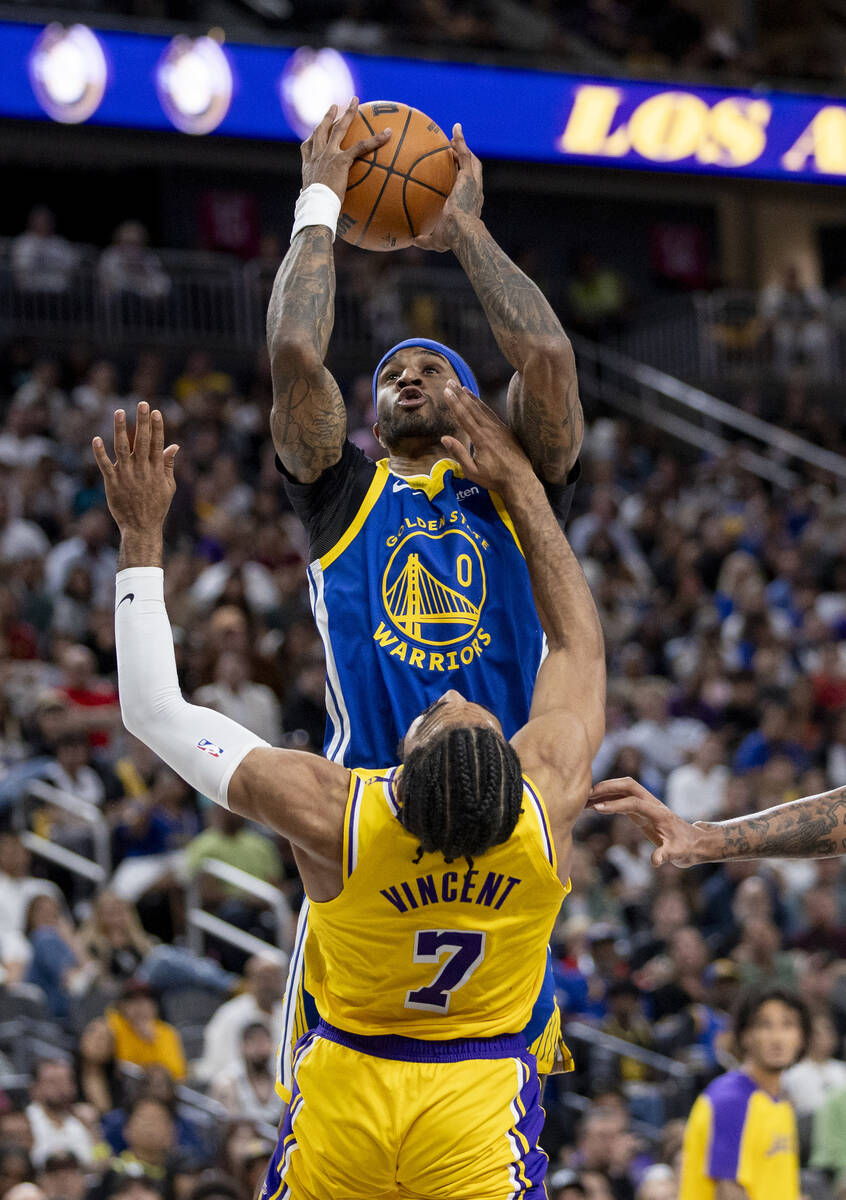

{"left": 378, "top": 399, "right": 458, "bottom": 451}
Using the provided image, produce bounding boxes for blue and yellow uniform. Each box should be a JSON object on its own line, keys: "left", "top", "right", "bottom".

{"left": 276, "top": 429, "right": 578, "bottom": 1097}
{"left": 679, "top": 1070, "right": 799, "bottom": 1200}
{"left": 262, "top": 765, "right": 568, "bottom": 1199}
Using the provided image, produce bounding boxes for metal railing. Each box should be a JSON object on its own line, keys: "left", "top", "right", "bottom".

{"left": 14, "top": 779, "right": 112, "bottom": 885}
{"left": 186, "top": 856, "right": 293, "bottom": 965}
{"left": 563, "top": 1019, "right": 698, "bottom": 1129}
{"left": 571, "top": 333, "right": 846, "bottom": 489}
{"left": 618, "top": 289, "right": 846, "bottom": 385}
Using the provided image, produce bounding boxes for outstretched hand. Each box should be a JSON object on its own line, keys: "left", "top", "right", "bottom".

{"left": 587, "top": 777, "right": 705, "bottom": 868}
{"left": 300, "top": 98, "right": 392, "bottom": 204}
{"left": 413, "top": 124, "right": 483, "bottom": 253}
{"left": 92, "top": 403, "right": 179, "bottom": 538}
{"left": 440, "top": 380, "right": 532, "bottom": 497}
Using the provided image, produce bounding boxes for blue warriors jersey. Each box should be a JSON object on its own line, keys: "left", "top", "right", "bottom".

{"left": 280, "top": 439, "right": 578, "bottom": 767}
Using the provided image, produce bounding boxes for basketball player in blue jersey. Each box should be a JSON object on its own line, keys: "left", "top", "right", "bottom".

{"left": 267, "top": 99, "right": 584, "bottom": 1092}
{"left": 95, "top": 393, "right": 605, "bottom": 1198}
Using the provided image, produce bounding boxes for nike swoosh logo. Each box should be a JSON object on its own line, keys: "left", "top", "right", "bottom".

{"left": 393, "top": 480, "right": 419, "bottom": 494}
{"left": 116, "top": 593, "right": 135, "bottom": 609}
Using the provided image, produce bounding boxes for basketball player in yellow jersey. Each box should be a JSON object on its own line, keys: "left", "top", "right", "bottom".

{"left": 679, "top": 986, "right": 808, "bottom": 1200}
{"left": 95, "top": 390, "right": 605, "bottom": 1198}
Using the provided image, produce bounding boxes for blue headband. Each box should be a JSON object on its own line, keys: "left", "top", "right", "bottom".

{"left": 372, "top": 338, "right": 479, "bottom": 411}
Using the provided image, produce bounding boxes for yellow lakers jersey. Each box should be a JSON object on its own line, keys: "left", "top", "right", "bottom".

{"left": 680, "top": 1071, "right": 799, "bottom": 1200}
{"left": 306, "top": 765, "right": 569, "bottom": 1039}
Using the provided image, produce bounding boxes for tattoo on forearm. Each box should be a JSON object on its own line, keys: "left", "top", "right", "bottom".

{"left": 451, "top": 221, "right": 583, "bottom": 480}
{"left": 266, "top": 228, "right": 345, "bottom": 480}
{"left": 709, "top": 787, "right": 846, "bottom": 859}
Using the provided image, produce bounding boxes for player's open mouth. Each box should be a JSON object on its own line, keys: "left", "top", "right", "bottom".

{"left": 397, "top": 388, "right": 427, "bottom": 409}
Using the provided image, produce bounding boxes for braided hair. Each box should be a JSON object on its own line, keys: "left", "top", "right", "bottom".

{"left": 398, "top": 725, "right": 524, "bottom": 864}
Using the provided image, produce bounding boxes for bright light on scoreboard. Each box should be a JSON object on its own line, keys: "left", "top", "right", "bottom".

{"left": 28, "top": 23, "right": 108, "bottom": 124}
{"left": 278, "top": 47, "right": 356, "bottom": 140}
{"left": 156, "top": 35, "right": 233, "bottom": 135}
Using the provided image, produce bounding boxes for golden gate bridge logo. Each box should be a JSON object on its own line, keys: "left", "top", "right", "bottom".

{"left": 382, "top": 530, "right": 486, "bottom": 647}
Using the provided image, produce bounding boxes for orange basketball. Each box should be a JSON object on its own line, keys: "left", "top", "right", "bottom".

{"left": 338, "top": 101, "right": 456, "bottom": 252}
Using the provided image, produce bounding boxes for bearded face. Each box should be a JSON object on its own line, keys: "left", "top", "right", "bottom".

{"left": 374, "top": 348, "right": 461, "bottom": 452}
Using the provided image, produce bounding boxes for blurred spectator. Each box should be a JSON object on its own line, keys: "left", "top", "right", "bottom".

{"left": 193, "top": 653, "right": 282, "bottom": 746}
{"left": 36, "top": 1151, "right": 85, "bottom": 1200}
{"left": 567, "top": 252, "right": 632, "bottom": 339}
{"left": 24, "top": 895, "right": 95, "bottom": 1021}
{"left": 789, "top": 884, "right": 846, "bottom": 957}
{"left": 98, "top": 1180, "right": 162, "bottom": 1200}
{"left": 76, "top": 1020, "right": 122, "bottom": 1117}
{"left": 0, "top": 486, "right": 50, "bottom": 564}
{"left": 548, "top": 1169, "right": 587, "bottom": 1200}
{"left": 647, "top": 926, "right": 709, "bottom": 1019}
{"left": 759, "top": 266, "right": 830, "bottom": 374}
{"left": 567, "top": 1107, "right": 640, "bottom": 1200}
{"left": 281, "top": 651, "right": 327, "bottom": 752}
{"left": 71, "top": 362, "right": 122, "bottom": 419}
{"left": 101, "top": 1069, "right": 204, "bottom": 1161}
{"left": 44, "top": 509, "right": 116, "bottom": 608}
{"left": 55, "top": 644, "right": 120, "bottom": 749}
{"left": 79, "top": 893, "right": 151, "bottom": 985}
{"left": 41, "top": 731, "right": 106, "bottom": 808}
{"left": 733, "top": 702, "right": 808, "bottom": 774}
{"left": 208, "top": 1023, "right": 283, "bottom": 1125}
{"left": 112, "top": 763, "right": 198, "bottom": 861}
{"left": 602, "top": 981, "right": 656, "bottom": 1082}
{"left": 0, "top": 833, "right": 60, "bottom": 933}
{"left": 810, "top": 1079, "right": 846, "bottom": 1183}
{"left": 612, "top": 682, "right": 706, "bottom": 788}
{"left": 12, "top": 209, "right": 78, "bottom": 295}
{"left": 731, "top": 918, "right": 797, "bottom": 989}
{"left": 26, "top": 1060, "right": 94, "bottom": 1167}
{"left": 105, "top": 982, "right": 186, "bottom": 1082}
{"left": 634, "top": 1165, "right": 676, "bottom": 1200}
{"left": 782, "top": 1010, "right": 846, "bottom": 1120}
{"left": 97, "top": 224, "right": 169, "bottom": 301}
{"left": 0, "top": 1147, "right": 34, "bottom": 1199}
{"left": 0, "top": 1112, "right": 33, "bottom": 1155}
{"left": 173, "top": 353, "right": 232, "bottom": 405}
{"left": 183, "top": 810, "right": 283, "bottom": 961}
{"left": 664, "top": 732, "right": 729, "bottom": 822}
{"left": 193, "top": 956, "right": 284, "bottom": 1084}
{"left": 93, "top": 1097, "right": 174, "bottom": 1199}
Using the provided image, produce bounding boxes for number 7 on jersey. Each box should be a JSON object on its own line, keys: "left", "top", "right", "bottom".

{"left": 405, "top": 929, "right": 486, "bottom": 1013}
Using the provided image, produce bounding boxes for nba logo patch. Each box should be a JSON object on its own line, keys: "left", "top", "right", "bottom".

{"left": 197, "top": 738, "right": 224, "bottom": 758}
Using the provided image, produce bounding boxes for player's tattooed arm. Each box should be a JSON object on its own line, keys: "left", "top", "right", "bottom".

{"left": 699, "top": 785, "right": 846, "bottom": 861}
{"left": 267, "top": 100, "right": 389, "bottom": 484}
{"left": 450, "top": 218, "right": 582, "bottom": 484}
{"left": 589, "top": 778, "right": 846, "bottom": 866}
{"left": 267, "top": 226, "right": 347, "bottom": 482}
{"left": 436, "top": 129, "right": 582, "bottom": 484}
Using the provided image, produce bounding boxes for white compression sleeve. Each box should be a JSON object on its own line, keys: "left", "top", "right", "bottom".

{"left": 115, "top": 567, "right": 269, "bottom": 809}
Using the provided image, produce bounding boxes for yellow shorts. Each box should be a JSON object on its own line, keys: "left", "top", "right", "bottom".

{"left": 263, "top": 1022, "right": 550, "bottom": 1199}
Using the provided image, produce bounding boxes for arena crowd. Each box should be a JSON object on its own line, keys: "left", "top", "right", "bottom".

{"left": 0, "top": 250, "right": 844, "bottom": 1200}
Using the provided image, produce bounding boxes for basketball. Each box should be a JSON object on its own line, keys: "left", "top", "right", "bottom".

{"left": 338, "top": 101, "right": 457, "bottom": 252}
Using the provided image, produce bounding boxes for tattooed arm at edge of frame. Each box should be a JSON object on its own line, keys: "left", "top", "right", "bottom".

{"left": 700, "top": 784, "right": 846, "bottom": 861}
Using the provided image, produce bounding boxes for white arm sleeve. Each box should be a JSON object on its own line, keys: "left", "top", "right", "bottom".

{"left": 115, "top": 567, "right": 270, "bottom": 809}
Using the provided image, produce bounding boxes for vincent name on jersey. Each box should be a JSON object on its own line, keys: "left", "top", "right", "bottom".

{"left": 380, "top": 868, "right": 523, "bottom": 914}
